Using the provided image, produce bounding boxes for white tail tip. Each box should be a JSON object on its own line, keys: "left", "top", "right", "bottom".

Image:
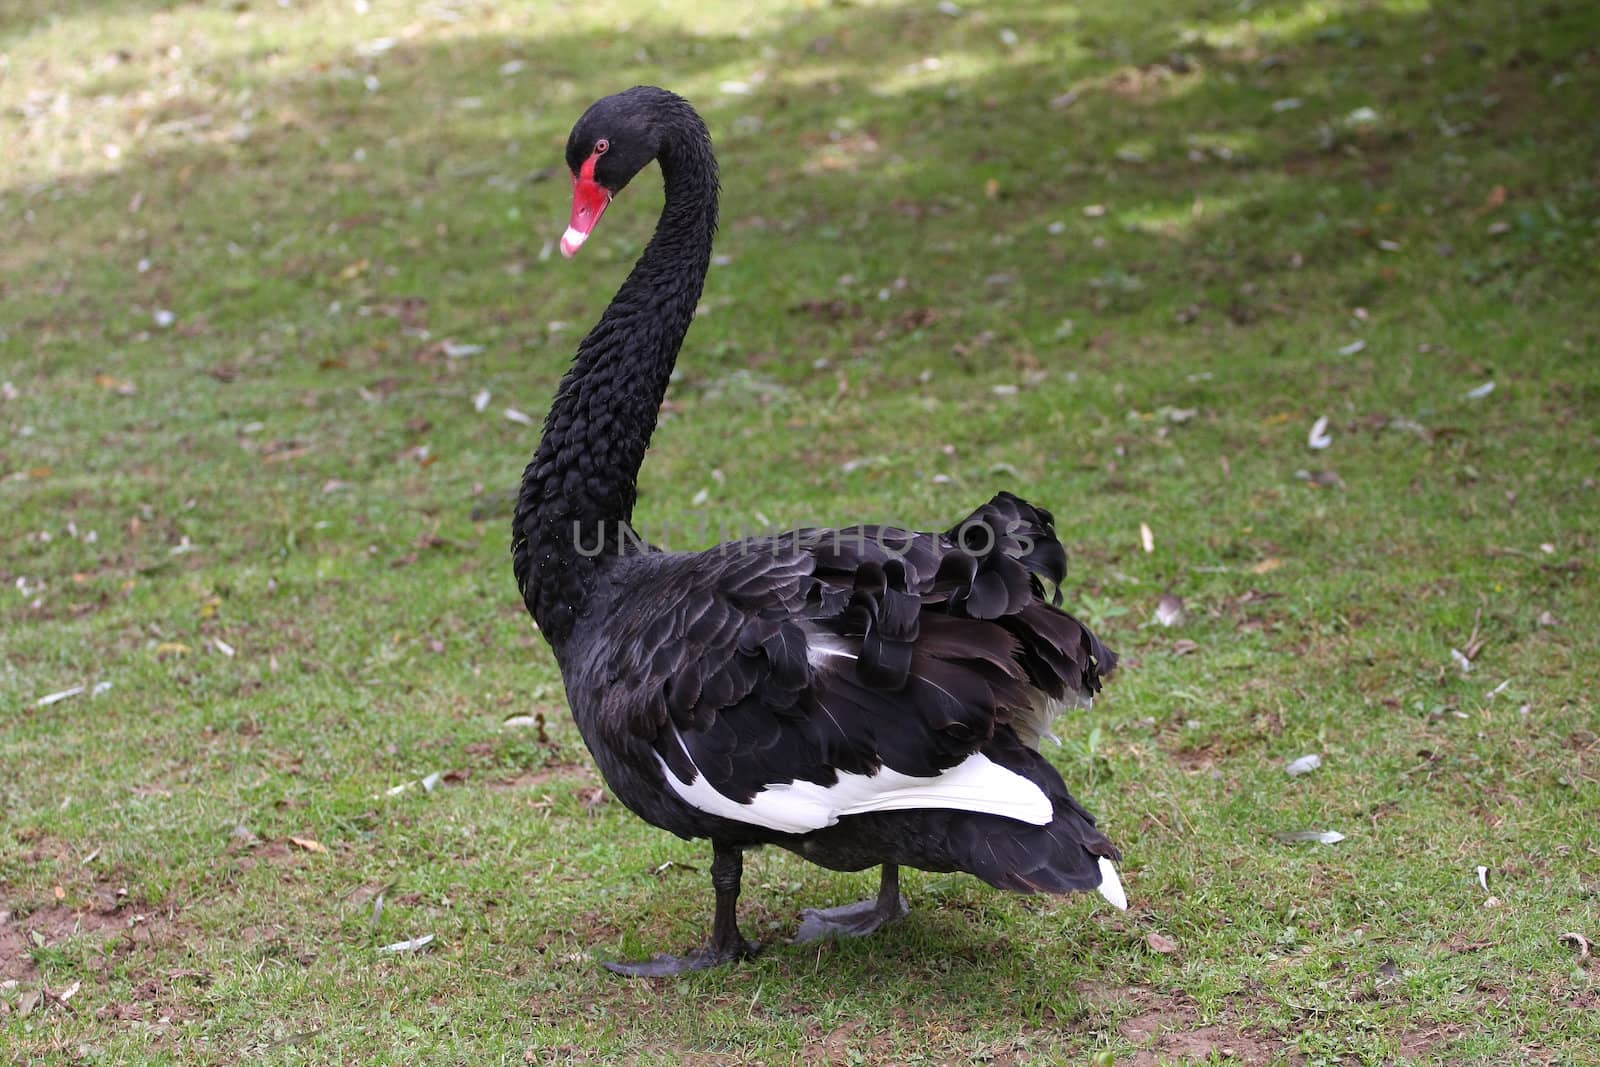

{"left": 1096, "top": 856, "right": 1128, "bottom": 910}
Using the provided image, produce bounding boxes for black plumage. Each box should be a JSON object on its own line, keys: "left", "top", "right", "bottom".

{"left": 511, "top": 86, "right": 1123, "bottom": 976}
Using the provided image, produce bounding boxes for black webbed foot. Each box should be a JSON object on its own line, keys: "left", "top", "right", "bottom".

{"left": 603, "top": 842, "right": 759, "bottom": 978}
{"left": 602, "top": 937, "right": 762, "bottom": 977}
{"left": 792, "top": 863, "right": 909, "bottom": 943}
{"left": 794, "top": 896, "right": 908, "bottom": 942}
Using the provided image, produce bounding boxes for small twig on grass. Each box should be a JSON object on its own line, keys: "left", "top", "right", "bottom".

{"left": 41, "top": 982, "right": 77, "bottom": 1014}
{"left": 1462, "top": 605, "right": 1487, "bottom": 662}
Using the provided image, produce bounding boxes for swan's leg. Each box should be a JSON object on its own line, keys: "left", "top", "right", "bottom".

{"left": 793, "top": 863, "right": 910, "bottom": 943}
{"left": 603, "top": 842, "right": 762, "bottom": 977}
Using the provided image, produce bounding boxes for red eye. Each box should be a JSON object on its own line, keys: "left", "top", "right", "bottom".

{"left": 594, "top": 139, "right": 609, "bottom": 155}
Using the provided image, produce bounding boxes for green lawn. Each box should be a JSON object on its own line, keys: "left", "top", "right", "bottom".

{"left": 2, "top": 0, "right": 1597, "bottom": 1062}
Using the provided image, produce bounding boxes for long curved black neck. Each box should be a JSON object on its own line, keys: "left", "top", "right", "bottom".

{"left": 512, "top": 110, "right": 718, "bottom": 651}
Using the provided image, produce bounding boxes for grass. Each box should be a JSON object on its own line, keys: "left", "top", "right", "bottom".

{"left": 2, "top": 0, "right": 1597, "bottom": 1062}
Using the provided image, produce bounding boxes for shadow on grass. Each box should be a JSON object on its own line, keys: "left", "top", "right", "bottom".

{"left": 8, "top": 0, "right": 1594, "bottom": 359}
{"left": 0, "top": 0, "right": 193, "bottom": 46}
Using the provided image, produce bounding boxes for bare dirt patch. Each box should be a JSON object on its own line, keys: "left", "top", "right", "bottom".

{"left": 229, "top": 838, "right": 303, "bottom": 872}
{"left": 1123, "top": 1017, "right": 1286, "bottom": 1067}
{"left": 489, "top": 762, "right": 598, "bottom": 791}
{"left": 1398, "top": 1023, "right": 1465, "bottom": 1062}
{"left": 93, "top": 969, "right": 211, "bottom": 1025}
{"left": 1171, "top": 745, "right": 1225, "bottom": 773}
{"left": 0, "top": 914, "right": 36, "bottom": 982}
{"left": 1077, "top": 982, "right": 1296, "bottom": 1066}
{"left": 1, "top": 889, "right": 189, "bottom": 984}
{"left": 802, "top": 1017, "right": 898, "bottom": 1066}
{"left": 1, "top": 902, "right": 135, "bottom": 982}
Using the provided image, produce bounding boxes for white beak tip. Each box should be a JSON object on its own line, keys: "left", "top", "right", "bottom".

{"left": 560, "top": 226, "right": 587, "bottom": 258}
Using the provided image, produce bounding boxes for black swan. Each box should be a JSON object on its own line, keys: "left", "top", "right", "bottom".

{"left": 512, "top": 86, "right": 1124, "bottom": 976}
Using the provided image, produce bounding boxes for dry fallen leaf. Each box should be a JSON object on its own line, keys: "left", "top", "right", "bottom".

{"left": 94, "top": 373, "right": 137, "bottom": 395}
{"left": 1476, "top": 184, "right": 1508, "bottom": 216}
{"left": 1147, "top": 932, "right": 1179, "bottom": 954}
{"left": 290, "top": 836, "right": 328, "bottom": 854}
{"left": 1139, "top": 522, "right": 1154, "bottom": 553}
{"left": 1251, "top": 558, "right": 1284, "bottom": 575}
{"left": 1171, "top": 639, "right": 1200, "bottom": 656}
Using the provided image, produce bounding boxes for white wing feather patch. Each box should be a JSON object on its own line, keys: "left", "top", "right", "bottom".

{"left": 1096, "top": 856, "right": 1128, "bottom": 910}
{"left": 658, "top": 729, "right": 1052, "bottom": 835}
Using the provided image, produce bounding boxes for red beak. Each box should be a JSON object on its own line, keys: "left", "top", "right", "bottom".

{"left": 562, "top": 157, "right": 611, "bottom": 258}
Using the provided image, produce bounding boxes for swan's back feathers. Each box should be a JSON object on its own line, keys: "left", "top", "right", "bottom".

{"left": 573, "top": 493, "right": 1116, "bottom": 854}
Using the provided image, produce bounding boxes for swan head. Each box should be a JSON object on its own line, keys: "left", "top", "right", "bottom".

{"left": 560, "top": 86, "right": 680, "bottom": 257}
